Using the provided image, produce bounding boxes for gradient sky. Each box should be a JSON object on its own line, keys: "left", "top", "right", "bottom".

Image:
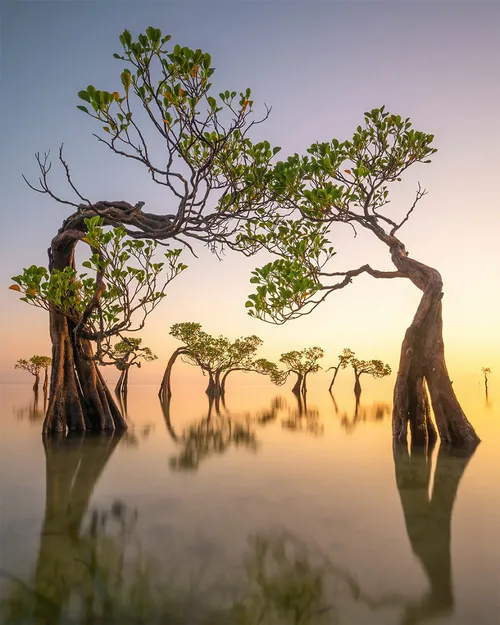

{"left": 1, "top": 0, "right": 499, "bottom": 384}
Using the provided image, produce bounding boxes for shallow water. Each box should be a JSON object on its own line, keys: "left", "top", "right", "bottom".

{"left": 0, "top": 377, "right": 499, "bottom": 624}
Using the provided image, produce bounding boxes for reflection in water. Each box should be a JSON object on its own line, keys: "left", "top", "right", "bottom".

{"left": 1, "top": 433, "right": 123, "bottom": 624}
{"left": 281, "top": 393, "right": 323, "bottom": 436}
{"left": 337, "top": 397, "right": 391, "bottom": 433}
{"left": 162, "top": 395, "right": 286, "bottom": 471}
{"left": 394, "top": 443, "right": 476, "bottom": 625}
{"left": 13, "top": 392, "right": 47, "bottom": 424}
{"left": 0, "top": 430, "right": 478, "bottom": 624}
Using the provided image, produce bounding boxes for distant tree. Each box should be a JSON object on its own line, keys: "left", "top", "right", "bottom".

{"left": 327, "top": 348, "right": 355, "bottom": 392}
{"left": 279, "top": 347, "right": 324, "bottom": 395}
{"left": 481, "top": 367, "right": 491, "bottom": 396}
{"left": 14, "top": 356, "right": 52, "bottom": 393}
{"left": 112, "top": 338, "right": 156, "bottom": 396}
{"left": 350, "top": 355, "right": 391, "bottom": 397}
{"left": 34, "top": 356, "right": 52, "bottom": 394}
{"left": 158, "top": 322, "right": 203, "bottom": 401}
{"left": 161, "top": 322, "right": 283, "bottom": 399}
{"left": 161, "top": 323, "right": 229, "bottom": 397}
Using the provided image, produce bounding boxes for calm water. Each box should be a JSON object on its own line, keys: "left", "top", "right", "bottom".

{"left": 0, "top": 376, "right": 499, "bottom": 625}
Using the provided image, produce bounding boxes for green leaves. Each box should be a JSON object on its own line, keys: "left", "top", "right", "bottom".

{"left": 12, "top": 220, "right": 187, "bottom": 356}
{"left": 280, "top": 347, "right": 324, "bottom": 375}
{"left": 351, "top": 355, "right": 391, "bottom": 379}
{"left": 14, "top": 355, "right": 51, "bottom": 376}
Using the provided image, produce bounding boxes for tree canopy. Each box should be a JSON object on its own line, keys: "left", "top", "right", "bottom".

{"left": 11, "top": 217, "right": 185, "bottom": 364}
{"left": 237, "top": 105, "right": 479, "bottom": 447}
{"left": 165, "top": 322, "right": 285, "bottom": 397}
{"left": 241, "top": 107, "right": 436, "bottom": 323}
{"left": 279, "top": 347, "right": 324, "bottom": 395}
{"left": 9, "top": 26, "right": 283, "bottom": 434}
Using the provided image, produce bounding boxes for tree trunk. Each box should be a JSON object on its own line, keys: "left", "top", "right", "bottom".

{"left": 205, "top": 370, "right": 215, "bottom": 396}
{"left": 221, "top": 368, "right": 239, "bottom": 396}
{"left": 158, "top": 347, "right": 190, "bottom": 401}
{"left": 214, "top": 370, "right": 222, "bottom": 398}
{"left": 302, "top": 372, "right": 308, "bottom": 395}
{"left": 43, "top": 230, "right": 127, "bottom": 435}
{"left": 122, "top": 368, "right": 129, "bottom": 395}
{"left": 33, "top": 372, "right": 40, "bottom": 392}
{"left": 389, "top": 249, "right": 480, "bottom": 448}
{"left": 43, "top": 367, "right": 49, "bottom": 394}
{"left": 328, "top": 366, "right": 340, "bottom": 393}
{"left": 115, "top": 368, "right": 126, "bottom": 396}
{"left": 206, "top": 370, "right": 222, "bottom": 398}
{"left": 354, "top": 372, "right": 361, "bottom": 398}
{"left": 292, "top": 372, "right": 303, "bottom": 396}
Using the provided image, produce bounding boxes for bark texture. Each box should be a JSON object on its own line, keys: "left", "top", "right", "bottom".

{"left": 43, "top": 227, "right": 126, "bottom": 435}
{"left": 158, "top": 347, "right": 190, "bottom": 402}
{"left": 292, "top": 372, "right": 304, "bottom": 396}
{"left": 115, "top": 367, "right": 129, "bottom": 396}
{"left": 388, "top": 244, "right": 480, "bottom": 447}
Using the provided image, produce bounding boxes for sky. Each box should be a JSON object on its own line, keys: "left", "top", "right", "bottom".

{"left": 1, "top": 0, "right": 499, "bottom": 385}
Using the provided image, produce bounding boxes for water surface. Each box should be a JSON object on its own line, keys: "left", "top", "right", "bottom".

{"left": 0, "top": 377, "right": 498, "bottom": 624}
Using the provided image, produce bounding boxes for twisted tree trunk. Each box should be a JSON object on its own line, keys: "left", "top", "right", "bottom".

{"left": 205, "top": 370, "right": 217, "bottom": 396}
{"left": 354, "top": 372, "right": 362, "bottom": 398}
{"left": 43, "top": 367, "right": 49, "bottom": 394}
{"left": 221, "top": 368, "right": 241, "bottom": 396}
{"left": 43, "top": 228, "right": 126, "bottom": 435}
{"left": 302, "top": 371, "right": 309, "bottom": 394}
{"left": 33, "top": 372, "right": 40, "bottom": 393}
{"left": 158, "top": 346, "right": 190, "bottom": 401}
{"left": 328, "top": 366, "right": 340, "bottom": 393}
{"left": 291, "top": 372, "right": 303, "bottom": 396}
{"left": 389, "top": 245, "right": 480, "bottom": 448}
{"left": 115, "top": 367, "right": 129, "bottom": 396}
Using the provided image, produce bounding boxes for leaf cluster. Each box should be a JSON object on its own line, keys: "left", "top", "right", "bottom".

{"left": 279, "top": 347, "right": 324, "bottom": 376}
{"left": 111, "top": 337, "right": 157, "bottom": 370}
{"left": 76, "top": 27, "right": 280, "bottom": 235}
{"left": 351, "top": 357, "right": 391, "bottom": 379}
{"left": 11, "top": 216, "right": 186, "bottom": 362}
{"left": 243, "top": 107, "right": 437, "bottom": 324}
{"left": 14, "top": 355, "right": 52, "bottom": 376}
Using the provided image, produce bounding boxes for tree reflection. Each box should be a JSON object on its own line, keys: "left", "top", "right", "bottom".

{"left": 13, "top": 392, "right": 47, "bottom": 424}
{"left": 164, "top": 395, "right": 259, "bottom": 471}
{"left": 338, "top": 398, "right": 391, "bottom": 433}
{"left": 0, "top": 436, "right": 477, "bottom": 624}
{"left": 393, "top": 442, "right": 476, "bottom": 625}
{"left": 162, "top": 395, "right": 292, "bottom": 472}
{"left": 1, "top": 433, "right": 124, "bottom": 624}
{"left": 281, "top": 393, "right": 323, "bottom": 436}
